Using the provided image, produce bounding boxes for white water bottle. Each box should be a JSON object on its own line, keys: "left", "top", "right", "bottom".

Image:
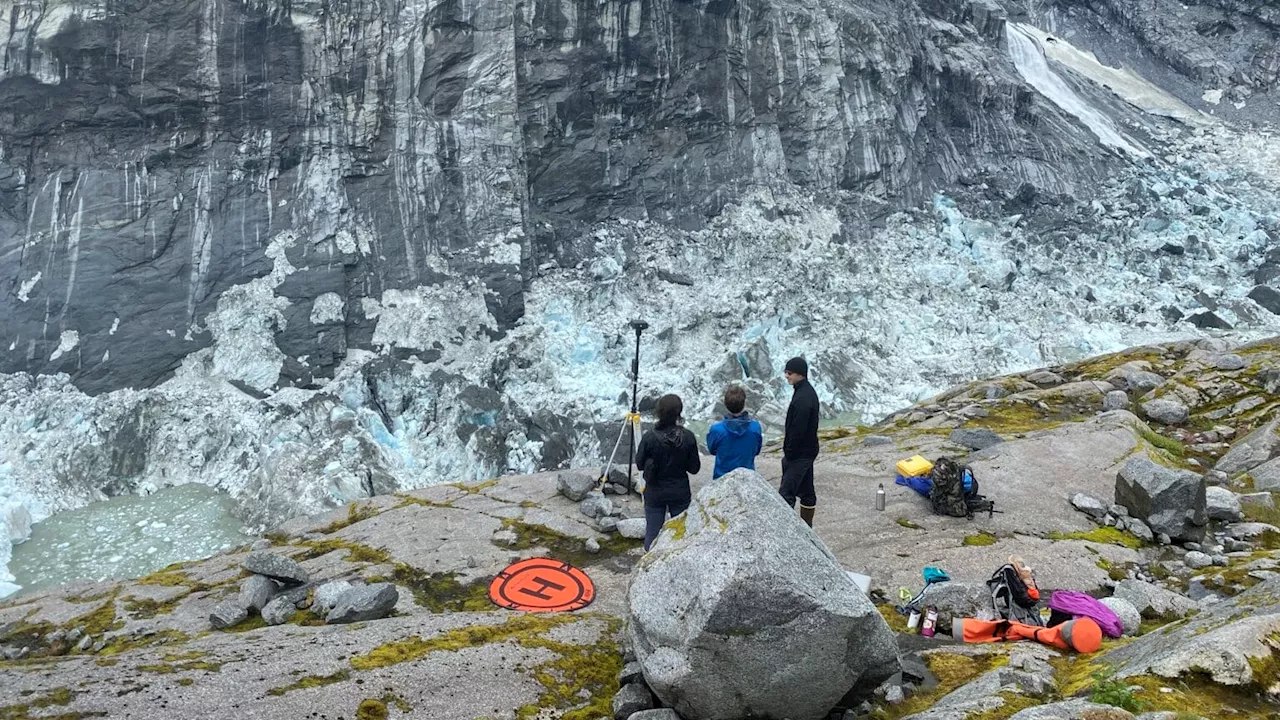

{"left": 876, "top": 483, "right": 886, "bottom": 511}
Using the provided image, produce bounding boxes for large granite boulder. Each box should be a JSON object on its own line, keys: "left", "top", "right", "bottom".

{"left": 1115, "top": 457, "right": 1206, "bottom": 541}
{"left": 557, "top": 469, "right": 598, "bottom": 502}
{"left": 627, "top": 469, "right": 899, "bottom": 720}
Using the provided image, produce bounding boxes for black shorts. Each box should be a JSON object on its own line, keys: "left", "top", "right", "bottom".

{"left": 780, "top": 456, "right": 817, "bottom": 507}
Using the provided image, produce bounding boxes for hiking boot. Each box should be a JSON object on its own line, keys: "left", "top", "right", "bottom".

{"left": 799, "top": 504, "right": 815, "bottom": 528}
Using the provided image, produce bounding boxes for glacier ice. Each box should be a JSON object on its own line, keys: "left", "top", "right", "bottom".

{"left": 1, "top": 117, "right": 1279, "bottom": 595}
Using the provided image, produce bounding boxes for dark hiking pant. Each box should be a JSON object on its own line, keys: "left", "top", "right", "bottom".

{"left": 780, "top": 456, "right": 817, "bottom": 508}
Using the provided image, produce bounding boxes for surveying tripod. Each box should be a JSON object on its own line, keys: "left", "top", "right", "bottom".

{"left": 598, "top": 320, "right": 648, "bottom": 495}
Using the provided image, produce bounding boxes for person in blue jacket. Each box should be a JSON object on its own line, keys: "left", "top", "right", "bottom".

{"left": 706, "top": 385, "right": 763, "bottom": 480}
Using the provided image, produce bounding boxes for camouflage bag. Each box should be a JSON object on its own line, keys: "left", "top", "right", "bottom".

{"left": 929, "top": 457, "right": 971, "bottom": 518}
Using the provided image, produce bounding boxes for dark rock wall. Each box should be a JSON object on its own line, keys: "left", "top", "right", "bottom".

{"left": 1, "top": 0, "right": 1217, "bottom": 393}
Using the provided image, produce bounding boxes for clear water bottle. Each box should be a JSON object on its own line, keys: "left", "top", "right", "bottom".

{"left": 876, "top": 483, "right": 886, "bottom": 511}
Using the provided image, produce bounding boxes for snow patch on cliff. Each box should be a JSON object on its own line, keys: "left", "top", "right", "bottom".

{"left": 49, "top": 331, "right": 79, "bottom": 361}
{"left": 310, "top": 293, "right": 345, "bottom": 324}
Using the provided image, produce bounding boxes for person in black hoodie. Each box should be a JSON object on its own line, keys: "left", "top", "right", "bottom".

{"left": 634, "top": 394, "right": 701, "bottom": 550}
{"left": 781, "top": 356, "right": 820, "bottom": 527}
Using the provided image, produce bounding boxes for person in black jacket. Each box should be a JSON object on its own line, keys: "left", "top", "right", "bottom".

{"left": 781, "top": 356, "right": 820, "bottom": 527}
{"left": 634, "top": 394, "right": 701, "bottom": 550}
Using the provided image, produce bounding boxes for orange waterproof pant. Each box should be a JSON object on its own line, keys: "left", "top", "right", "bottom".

{"left": 951, "top": 616, "right": 1103, "bottom": 654}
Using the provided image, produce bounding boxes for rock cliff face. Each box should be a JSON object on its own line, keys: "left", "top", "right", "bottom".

{"left": 0, "top": 0, "right": 1143, "bottom": 392}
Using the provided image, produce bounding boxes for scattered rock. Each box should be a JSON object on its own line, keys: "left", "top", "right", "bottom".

{"left": 1224, "top": 522, "right": 1280, "bottom": 541}
{"left": 579, "top": 491, "right": 614, "bottom": 519}
{"left": 619, "top": 660, "right": 643, "bottom": 686}
{"left": 627, "top": 711, "right": 681, "bottom": 720}
{"left": 251, "top": 539, "right": 272, "bottom": 551}
{"left": 1204, "top": 486, "right": 1243, "bottom": 522}
{"left": 1070, "top": 493, "right": 1109, "bottom": 519}
{"left": 598, "top": 516, "right": 620, "bottom": 533}
{"left": 585, "top": 538, "right": 601, "bottom": 554}
{"left": 1026, "top": 370, "right": 1064, "bottom": 387}
{"left": 1099, "top": 596, "right": 1141, "bottom": 636}
{"left": 1107, "top": 366, "right": 1165, "bottom": 393}
{"left": 948, "top": 427, "right": 1004, "bottom": 450}
{"left": 616, "top": 518, "right": 646, "bottom": 540}
{"left": 210, "top": 600, "right": 250, "bottom": 630}
{"left": 239, "top": 574, "right": 277, "bottom": 613}
{"left": 1157, "top": 532, "right": 1172, "bottom": 545}
{"left": 1213, "top": 354, "right": 1246, "bottom": 371}
{"left": 262, "top": 595, "right": 298, "bottom": 626}
{"left": 1113, "top": 579, "right": 1198, "bottom": 619}
{"left": 326, "top": 583, "right": 399, "bottom": 624}
{"left": 1215, "top": 416, "right": 1280, "bottom": 476}
{"left": 1141, "top": 399, "right": 1189, "bottom": 425}
{"left": 1188, "top": 311, "right": 1232, "bottom": 330}
{"left": 1110, "top": 504, "right": 1129, "bottom": 518}
{"left": 863, "top": 435, "right": 894, "bottom": 446}
{"left": 1009, "top": 700, "right": 1135, "bottom": 719}
{"left": 883, "top": 684, "right": 905, "bottom": 704}
{"left": 557, "top": 469, "right": 598, "bottom": 502}
{"left": 1183, "top": 542, "right": 1201, "bottom": 552}
{"left": 75, "top": 635, "right": 93, "bottom": 652}
{"left": 1128, "top": 518, "right": 1154, "bottom": 543}
{"left": 243, "top": 552, "right": 310, "bottom": 585}
{"left": 1184, "top": 551, "right": 1213, "bottom": 569}
{"left": 1250, "top": 456, "right": 1280, "bottom": 491}
{"left": 1115, "top": 457, "right": 1207, "bottom": 541}
{"left": 1248, "top": 284, "right": 1280, "bottom": 315}
{"left": 916, "top": 582, "right": 996, "bottom": 625}
{"left": 627, "top": 469, "right": 899, "bottom": 720}
{"left": 492, "top": 529, "right": 518, "bottom": 546}
{"left": 313, "top": 580, "right": 354, "bottom": 615}
{"left": 1103, "top": 391, "right": 1131, "bottom": 411}
{"left": 1240, "top": 492, "right": 1276, "bottom": 510}
{"left": 612, "top": 683, "right": 655, "bottom": 720}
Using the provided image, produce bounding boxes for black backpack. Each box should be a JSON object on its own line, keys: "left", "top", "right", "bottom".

{"left": 987, "top": 564, "right": 1043, "bottom": 626}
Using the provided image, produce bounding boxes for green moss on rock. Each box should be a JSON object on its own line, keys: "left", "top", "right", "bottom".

{"left": 267, "top": 670, "right": 351, "bottom": 696}
{"left": 963, "top": 532, "right": 999, "bottom": 547}
{"left": 1047, "top": 527, "right": 1145, "bottom": 550}
{"left": 320, "top": 502, "right": 381, "bottom": 534}
{"left": 350, "top": 614, "right": 577, "bottom": 670}
{"left": 375, "top": 566, "right": 493, "bottom": 613}
{"left": 498, "top": 519, "right": 641, "bottom": 567}
{"left": 291, "top": 538, "right": 392, "bottom": 564}
{"left": 356, "top": 699, "right": 388, "bottom": 720}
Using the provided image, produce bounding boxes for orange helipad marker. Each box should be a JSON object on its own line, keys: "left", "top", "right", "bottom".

{"left": 489, "top": 557, "right": 595, "bottom": 612}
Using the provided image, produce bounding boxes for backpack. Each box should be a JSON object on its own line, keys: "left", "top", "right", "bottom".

{"left": 929, "top": 457, "right": 971, "bottom": 517}
{"left": 929, "top": 459, "right": 997, "bottom": 518}
{"left": 987, "top": 563, "right": 1043, "bottom": 626}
